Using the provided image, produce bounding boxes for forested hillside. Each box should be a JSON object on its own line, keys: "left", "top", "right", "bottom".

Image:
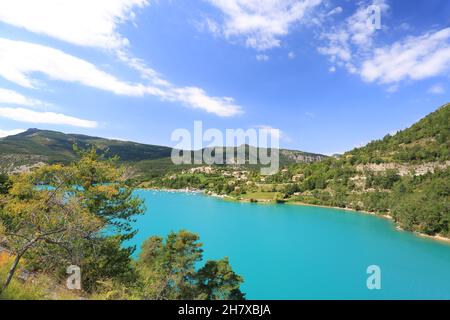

{"left": 0, "top": 150, "right": 245, "bottom": 300}
{"left": 147, "top": 104, "right": 450, "bottom": 238}
{"left": 0, "top": 129, "right": 326, "bottom": 176}
{"left": 273, "top": 104, "right": 450, "bottom": 237}
{"left": 348, "top": 104, "right": 449, "bottom": 164}
{"left": 0, "top": 128, "right": 173, "bottom": 163}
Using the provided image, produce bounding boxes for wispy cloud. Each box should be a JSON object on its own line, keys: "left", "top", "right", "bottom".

{"left": 0, "top": 38, "right": 242, "bottom": 117}
{"left": 0, "top": 0, "right": 242, "bottom": 117}
{"left": 0, "top": 128, "right": 26, "bottom": 138}
{"left": 326, "top": 6, "right": 343, "bottom": 17}
{"left": 256, "top": 54, "right": 270, "bottom": 61}
{"left": 428, "top": 84, "right": 445, "bottom": 95}
{"left": 0, "top": 0, "right": 149, "bottom": 50}
{"left": 0, "top": 88, "right": 50, "bottom": 108}
{"left": 317, "top": 0, "right": 450, "bottom": 88}
{"left": 0, "top": 88, "right": 93, "bottom": 127}
{"left": 318, "top": 0, "right": 389, "bottom": 75}
{"left": 0, "top": 38, "right": 148, "bottom": 93}
{"left": 204, "top": 0, "right": 322, "bottom": 51}
{"left": 0, "top": 107, "right": 98, "bottom": 128}
{"left": 360, "top": 28, "right": 450, "bottom": 84}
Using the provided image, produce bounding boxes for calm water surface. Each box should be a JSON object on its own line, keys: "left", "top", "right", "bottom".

{"left": 126, "top": 190, "right": 450, "bottom": 300}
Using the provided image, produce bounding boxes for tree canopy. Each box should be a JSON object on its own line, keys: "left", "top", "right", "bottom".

{"left": 0, "top": 148, "right": 245, "bottom": 299}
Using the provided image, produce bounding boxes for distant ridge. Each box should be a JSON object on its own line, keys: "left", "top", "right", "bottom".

{"left": 0, "top": 128, "right": 327, "bottom": 174}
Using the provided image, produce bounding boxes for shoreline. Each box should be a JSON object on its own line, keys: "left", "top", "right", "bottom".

{"left": 290, "top": 202, "right": 450, "bottom": 244}
{"left": 138, "top": 187, "right": 205, "bottom": 194}
{"left": 287, "top": 201, "right": 393, "bottom": 220}
{"left": 138, "top": 187, "right": 450, "bottom": 244}
{"left": 415, "top": 233, "right": 450, "bottom": 244}
{"left": 394, "top": 226, "right": 450, "bottom": 244}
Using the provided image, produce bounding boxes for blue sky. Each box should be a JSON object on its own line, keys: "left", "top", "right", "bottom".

{"left": 0, "top": 0, "right": 449, "bottom": 155}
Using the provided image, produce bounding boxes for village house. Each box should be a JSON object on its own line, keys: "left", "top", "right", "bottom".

{"left": 292, "top": 174, "right": 305, "bottom": 182}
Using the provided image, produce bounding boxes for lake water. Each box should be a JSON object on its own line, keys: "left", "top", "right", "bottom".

{"left": 126, "top": 190, "right": 450, "bottom": 300}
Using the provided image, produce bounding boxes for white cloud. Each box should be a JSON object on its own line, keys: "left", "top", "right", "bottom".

{"left": 318, "top": 1, "right": 450, "bottom": 87}
{"left": 0, "top": 1, "right": 242, "bottom": 117}
{"left": 386, "top": 84, "right": 399, "bottom": 93}
{"left": 0, "top": 0, "right": 156, "bottom": 85}
{"left": 0, "top": 0, "right": 149, "bottom": 50}
{"left": 288, "top": 51, "right": 296, "bottom": 59}
{"left": 256, "top": 54, "right": 270, "bottom": 61}
{"left": 0, "top": 38, "right": 242, "bottom": 117}
{"left": 167, "top": 87, "right": 242, "bottom": 117}
{"left": 0, "top": 88, "right": 49, "bottom": 108}
{"left": 346, "top": 0, "right": 388, "bottom": 47}
{"left": 360, "top": 28, "right": 450, "bottom": 84}
{"left": 107, "top": 137, "right": 129, "bottom": 142}
{"left": 204, "top": 0, "right": 322, "bottom": 51}
{"left": 318, "top": 0, "right": 388, "bottom": 67}
{"left": 327, "top": 6, "right": 343, "bottom": 16}
{"left": 0, "top": 107, "right": 98, "bottom": 128}
{"left": 397, "top": 22, "right": 412, "bottom": 31}
{"left": 0, "top": 87, "right": 101, "bottom": 128}
{"left": 0, "top": 128, "right": 26, "bottom": 138}
{"left": 115, "top": 49, "right": 172, "bottom": 87}
{"left": 428, "top": 84, "right": 445, "bottom": 95}
{"left": 318, "top": 29, "right": 352, "bottom": 62}
{"left": 0, "top": 38, "right": 147, "bottom": 94}
{"left": 201, "top": 18, "right": 222, "bottom": 37}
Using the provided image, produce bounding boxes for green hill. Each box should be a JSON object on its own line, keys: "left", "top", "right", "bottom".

{"left": 0, "top": 128, "right": 326, "bottom": 175}
{"left": 347, "top": 103, "right": 450, "bottom": 164}
{"left": 0, "top": 128, "right": 173, "bottom": 163}
{"left": 272, "top": 103, "right": 450, "bottom": 237}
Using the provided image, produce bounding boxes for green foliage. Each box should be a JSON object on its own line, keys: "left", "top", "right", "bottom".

{"left": 0, "top": 129, "right": 326, "bottom": 181}
{"left": 0, "top": 173, "right": 10, "bottom": 194}
{"left": 273, "top": 105, "right": 450, "bottom": 237}
{"left": 282, "top": 184, "right": 301, "bottom": 197}
{"left": 0, "top": 128, "right": 173, "bottom": 164}
{"left": 348, "top": 104, "right": 450, "bottom": 164}
{"left": 391, "top": 169, "right": 450, "bottom": 236}
{"left": 69, "top": 147, "right": 145, "bottom": 242}
{"left": 365, "top": 170, "right": 401, "bottom": 189}
{"left": 136, "top": 231, "right": 245, "bottom": 300}
{"left": 0, "top": 147, "right": 144, "bottom": 294}
{"left": 1, "top": 147, "right": 245, "bottom": 300}
{"left": 0, "top": 257, "right": 49, "bottom": 300}
{"left": 79, "top": 236, "right": 138, "bottom": 293}
{"left": 196, "top": 258, "right": 245, "bottom": 300}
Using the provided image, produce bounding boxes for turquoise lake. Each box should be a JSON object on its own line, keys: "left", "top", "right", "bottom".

{"left": 126, "top": 190, "right": 450, "bottom": 300}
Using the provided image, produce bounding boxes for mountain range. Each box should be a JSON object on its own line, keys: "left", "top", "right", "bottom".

{"left": 1, "top": 103, "right": 448, "bottom": 177}
{"left": 0, "top": 128, "right": 326, "bottom": 176}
